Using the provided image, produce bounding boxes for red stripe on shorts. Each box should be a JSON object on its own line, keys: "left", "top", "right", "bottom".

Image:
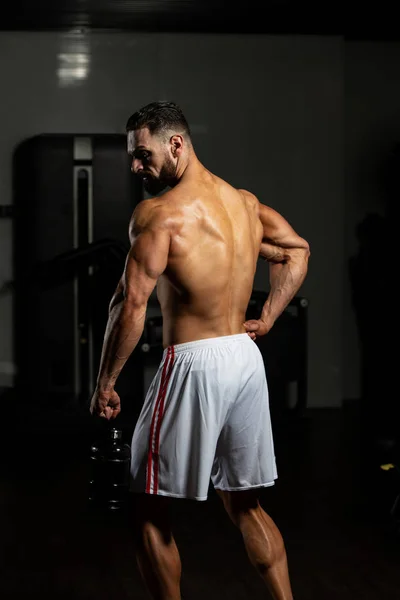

{"left": 152, "top": 345, "right": 175, "bottom": 494}
{"left": 145, "top": 346, "right": 175, "bottom": 494}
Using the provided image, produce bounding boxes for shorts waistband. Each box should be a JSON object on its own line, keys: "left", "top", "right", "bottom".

{"left": 163, "top": 333, "right": 250, "bottom": 356}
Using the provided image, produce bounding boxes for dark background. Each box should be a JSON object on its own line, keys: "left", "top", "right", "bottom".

{"left": 0, "top": 0, "right": 397, "bottom": 40}
{"left": 0, "top": 5, "right": 399, "bottom": 600}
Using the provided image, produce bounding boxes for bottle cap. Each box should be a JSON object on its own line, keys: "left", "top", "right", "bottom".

{"left": 110, "top": 428, "right": 122, "bottom": 440}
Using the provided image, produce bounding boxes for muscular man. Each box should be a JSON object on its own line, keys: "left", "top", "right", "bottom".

{"left": 90, "top": 101, "right": 310, "bottom": 600}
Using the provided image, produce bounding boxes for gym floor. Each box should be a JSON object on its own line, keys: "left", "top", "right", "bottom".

{"left": 1, "top": 395, "right": 399, "bottom": 600}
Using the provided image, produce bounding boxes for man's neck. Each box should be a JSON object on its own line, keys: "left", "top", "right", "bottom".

{"left": 173, "top": 152, "right": 204, "bottom": 186}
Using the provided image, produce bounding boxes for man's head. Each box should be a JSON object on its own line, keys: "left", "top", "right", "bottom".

{"left": 126, "top": 101, "right": 192, "bottom": 195}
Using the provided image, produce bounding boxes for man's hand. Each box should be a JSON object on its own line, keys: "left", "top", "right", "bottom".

{"left": 243, "top": 318, "right": 270, "bottom": 341}
{"left": 90, "top": 388, "right": 121, "bottom": 420}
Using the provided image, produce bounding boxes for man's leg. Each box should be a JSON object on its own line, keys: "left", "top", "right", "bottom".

{"left": 217, "top": 489, "right": 293, "bottom": 600}
{"left": 134, "top": 494, "right": 182, "bottom": 600}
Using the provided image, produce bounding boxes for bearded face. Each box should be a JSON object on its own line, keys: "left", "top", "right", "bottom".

{"left": 127, "top": 128, "right": 178, "bottom": 195}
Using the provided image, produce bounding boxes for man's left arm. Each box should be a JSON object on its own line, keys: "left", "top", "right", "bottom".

{"left": 90, "top": 204, "right": 170, "bottom": 418}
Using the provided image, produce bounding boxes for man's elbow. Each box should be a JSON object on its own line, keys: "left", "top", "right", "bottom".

{"left": 290, "top": 242, "right": 310, "bottom": 258}
{"left": 296, "top": 237, "right": 310, "bottom": 260}
{"left": 286, "top": 244, "right": 310, "bottom": 269}
{"left": 300, "top": 245, "right": 310, "bottom": 272}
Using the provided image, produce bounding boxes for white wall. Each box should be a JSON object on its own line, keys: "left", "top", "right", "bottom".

{"left": 0, "top": 31, "right": 344, "bottom": 407}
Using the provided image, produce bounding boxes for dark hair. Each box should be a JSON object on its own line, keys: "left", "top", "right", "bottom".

{"left": 126, "top": 101, "right": 191, "bottom": 140}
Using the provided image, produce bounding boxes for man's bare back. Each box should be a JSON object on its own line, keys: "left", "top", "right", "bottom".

{"left": 134, "top": 172, "right": 262, "bottom": 347}
{"left": 129, "top": 171, "right": 308, "bottom": 350}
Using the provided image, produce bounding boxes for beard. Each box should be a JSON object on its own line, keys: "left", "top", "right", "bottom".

{"left": 141, "top": 154, "right": 176, "bottom": 196}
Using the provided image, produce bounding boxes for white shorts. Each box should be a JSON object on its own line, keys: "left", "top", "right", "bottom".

{"left": 130, "top": 333, "right": 278, "bottom": 501}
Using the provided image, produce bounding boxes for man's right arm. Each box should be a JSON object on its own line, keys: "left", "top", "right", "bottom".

{"left": 244, "top": 196, "right": 310, "bottom": 337}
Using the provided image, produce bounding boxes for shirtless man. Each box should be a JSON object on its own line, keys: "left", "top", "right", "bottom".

{"left": 90, "top": 101, "right": 310, "bottom": 600}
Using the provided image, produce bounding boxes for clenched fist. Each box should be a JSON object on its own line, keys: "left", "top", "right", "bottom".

{"left": 90, "top": 387, "right": 121, "bottom": 420}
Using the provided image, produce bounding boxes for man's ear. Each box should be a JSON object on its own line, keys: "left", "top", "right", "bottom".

{"left": 170, "top": 134, "right": 184, "bottom": 157}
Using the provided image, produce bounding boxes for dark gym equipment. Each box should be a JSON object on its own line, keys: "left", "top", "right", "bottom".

{"left": 12, "top": 133, "right": 143, "bottom": 413}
